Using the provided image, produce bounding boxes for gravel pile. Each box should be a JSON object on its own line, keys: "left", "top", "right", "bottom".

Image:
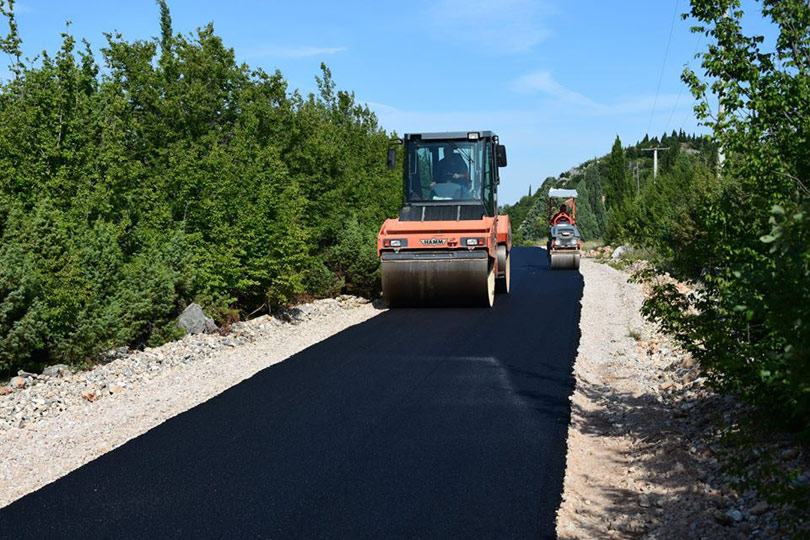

{"left": 0, "top": 295, "right": 380, "bottom": 508}
{"left": 557, "top": 259, "right": 807, "bottom": 539}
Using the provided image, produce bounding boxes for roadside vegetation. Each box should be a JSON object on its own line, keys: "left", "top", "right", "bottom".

{"left": 507, "top": 0, "right": 809, "bottom": 440}
{"left": 0, "top": 0, "right": 400, "bottom": 375}
{"left": 505, "top": 0, "right": 810, "bottom": 517}
{"left": 633, "top": 0, "right": 809, "bottom": 443}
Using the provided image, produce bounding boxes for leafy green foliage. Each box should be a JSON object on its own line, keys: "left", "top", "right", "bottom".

{"left": 0, "top": 3, "right": 399, "bottom": 374}
{"left": 626, "top": 0, "right": 810, "bottom": 440}
{"left": 326, "top": 215, "right": 382, "bottom": 297}
{"left": 754, "top": 202, "right": 810, "bottom": 428}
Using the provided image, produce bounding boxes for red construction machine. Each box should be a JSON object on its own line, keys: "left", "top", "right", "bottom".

{"left": 377, "top": 131, "right": 511, "bottom": 307}
{"left": 546, "top": 188, "right": 581, "bottom": 270}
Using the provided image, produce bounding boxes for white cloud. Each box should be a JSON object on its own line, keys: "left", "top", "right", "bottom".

{"left": 510, "top": 71, "right": 686, "bottom": 117}
{"left": 511, "top": 71, "right": 597, "bottom": 108}
{"left": 428, "top": 0, "right": 554, "bottom": 53}
{"left": 244, "top": 46, "right": 347, "bottom": 59}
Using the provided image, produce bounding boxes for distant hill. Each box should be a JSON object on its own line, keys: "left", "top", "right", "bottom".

{"left": 501, "top": 130, "right": 714, "bottom": 245}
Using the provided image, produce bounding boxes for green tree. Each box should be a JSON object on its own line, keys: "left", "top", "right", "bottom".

{"left": 583, "top": 161, "right": 607, "bottom": 237}
{"left": 603, "top": 136, "right": 633, "bottom": 240}
{"left": 0, "top": 1, "right": 400, "bottom": 374}
{"left": 640, "top": 0, "right": 810, "bottom": 439}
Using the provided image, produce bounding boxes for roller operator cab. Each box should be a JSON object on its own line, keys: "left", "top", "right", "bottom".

{"left": 377, "top": 131, "right": 511, "bottom": 307}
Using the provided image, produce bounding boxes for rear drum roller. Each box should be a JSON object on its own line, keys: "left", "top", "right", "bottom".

{"left": 496, "top": 244, "right": 510, "bottom": 294}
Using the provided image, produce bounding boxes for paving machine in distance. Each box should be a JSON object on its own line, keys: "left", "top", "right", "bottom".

{"left": 377, "top": 131, "right": 511, "bottom": 307}
{"left": 546, "top": 188, "right": 581, "bottom": 270}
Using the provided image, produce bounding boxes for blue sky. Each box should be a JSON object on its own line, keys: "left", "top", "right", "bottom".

{"left": 3, "top": 0, "right": 777, "bottom": 203}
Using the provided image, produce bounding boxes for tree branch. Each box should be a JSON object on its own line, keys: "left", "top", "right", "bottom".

{"left": 774, "top": 170, "right": 810, "bottom": 197}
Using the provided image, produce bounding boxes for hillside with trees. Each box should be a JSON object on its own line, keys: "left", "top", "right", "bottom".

{"left": 0, "top": 1, "right": 400, "bottom": 375}
{"left": 502, "top": 130, "right": 714, "bottom": 247}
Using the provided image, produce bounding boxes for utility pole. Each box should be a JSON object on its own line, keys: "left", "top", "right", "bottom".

{"left": 641, "top": 147, "right": 669, "bottom": 180}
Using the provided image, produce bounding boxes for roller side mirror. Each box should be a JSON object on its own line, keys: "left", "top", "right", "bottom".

{"left": 496, "top": 145, "right": 507, "bottom": 167}
{"left": 387, "top": 148, "right": 396, "bottom": 170}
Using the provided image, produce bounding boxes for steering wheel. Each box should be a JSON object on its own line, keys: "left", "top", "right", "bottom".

{"left": 436, "top": 171, "right": 458, "bottom": 184}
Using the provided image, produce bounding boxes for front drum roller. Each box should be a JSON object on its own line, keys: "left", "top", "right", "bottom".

{"left": 549, "top": 251, "right": 581, "bottom": 271}
{"left": 381, "top": 251, "right": 495, "bottom": 307}
{"left": 496, "top": 244, "right": 510, "bottom": 294}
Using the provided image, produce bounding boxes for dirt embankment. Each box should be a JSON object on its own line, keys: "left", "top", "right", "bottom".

{"left": 557, "top": 259, "right": 806, "bottom": 539}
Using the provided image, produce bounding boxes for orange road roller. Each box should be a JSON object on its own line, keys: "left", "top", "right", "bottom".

{"left": 546, "top": 188, "right": 582, "bottom": 271}
{"left": 377, "top": 131, "right": 511, "bottom": 307}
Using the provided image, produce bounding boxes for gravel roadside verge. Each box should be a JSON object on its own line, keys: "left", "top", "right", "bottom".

{"left": 0, "top": 296, "right": 382, "bottom": 509}
{"left": 556, "top": 257, "right": 652, "bottom": 538}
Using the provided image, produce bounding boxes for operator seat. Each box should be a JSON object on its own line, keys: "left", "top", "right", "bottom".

{"left": 552, "top": 213, "right": 573, "bottom": 225}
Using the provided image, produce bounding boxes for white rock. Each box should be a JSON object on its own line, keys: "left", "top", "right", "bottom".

{"left": 611, "top": 245, "right": 628, "bottom": 260}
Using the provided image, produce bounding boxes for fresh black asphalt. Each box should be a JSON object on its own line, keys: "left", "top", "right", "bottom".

{"left": 0, "top": 247, "right": 584, "bottom": 539}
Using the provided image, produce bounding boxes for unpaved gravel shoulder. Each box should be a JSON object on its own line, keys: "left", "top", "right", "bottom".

{"left": 556, "top": 259, "right": 804, "bottom": 539}
{"left": 0, "top": 298, "right": 382, "bottom": 509}
{"left": 556, "top": 257, "right": 658, "bottom": 538}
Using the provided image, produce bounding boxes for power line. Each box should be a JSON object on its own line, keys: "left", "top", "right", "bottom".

{"left": 647, "top": 0, "right": 680, "bottom": 136}
{"left": 665, "top": 33, "right": 703, "bottom": 135}
{"left": 717, "top": 5, "right": 732, "bottom": 175}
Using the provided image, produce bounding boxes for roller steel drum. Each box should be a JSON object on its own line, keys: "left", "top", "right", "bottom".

{"left": 549, "top": 251, "right": 580, "bottom": 271}
{"left": 381, "top": 251, "right": 495, "bottom": 307}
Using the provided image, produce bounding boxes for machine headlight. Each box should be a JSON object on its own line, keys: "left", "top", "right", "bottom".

{"left": 383, "top": 238, "right": 408, "bottom": 248}
{"left": 461, "top": 237, "right": 485, "bottom": 247}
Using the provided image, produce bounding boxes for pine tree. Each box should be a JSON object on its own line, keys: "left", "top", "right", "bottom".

{"left": 604, "top": 136, "right": 630, "bottom": 207}
{"left": 584, "top": 162, "right": 606, "bottom": 237}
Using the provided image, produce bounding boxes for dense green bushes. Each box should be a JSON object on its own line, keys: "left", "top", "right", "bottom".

{"left": 617, "top": 0, "right": 810, "bottom": 438}
{"left": 0, "top": 1, "right": 399, "bottom": 374}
